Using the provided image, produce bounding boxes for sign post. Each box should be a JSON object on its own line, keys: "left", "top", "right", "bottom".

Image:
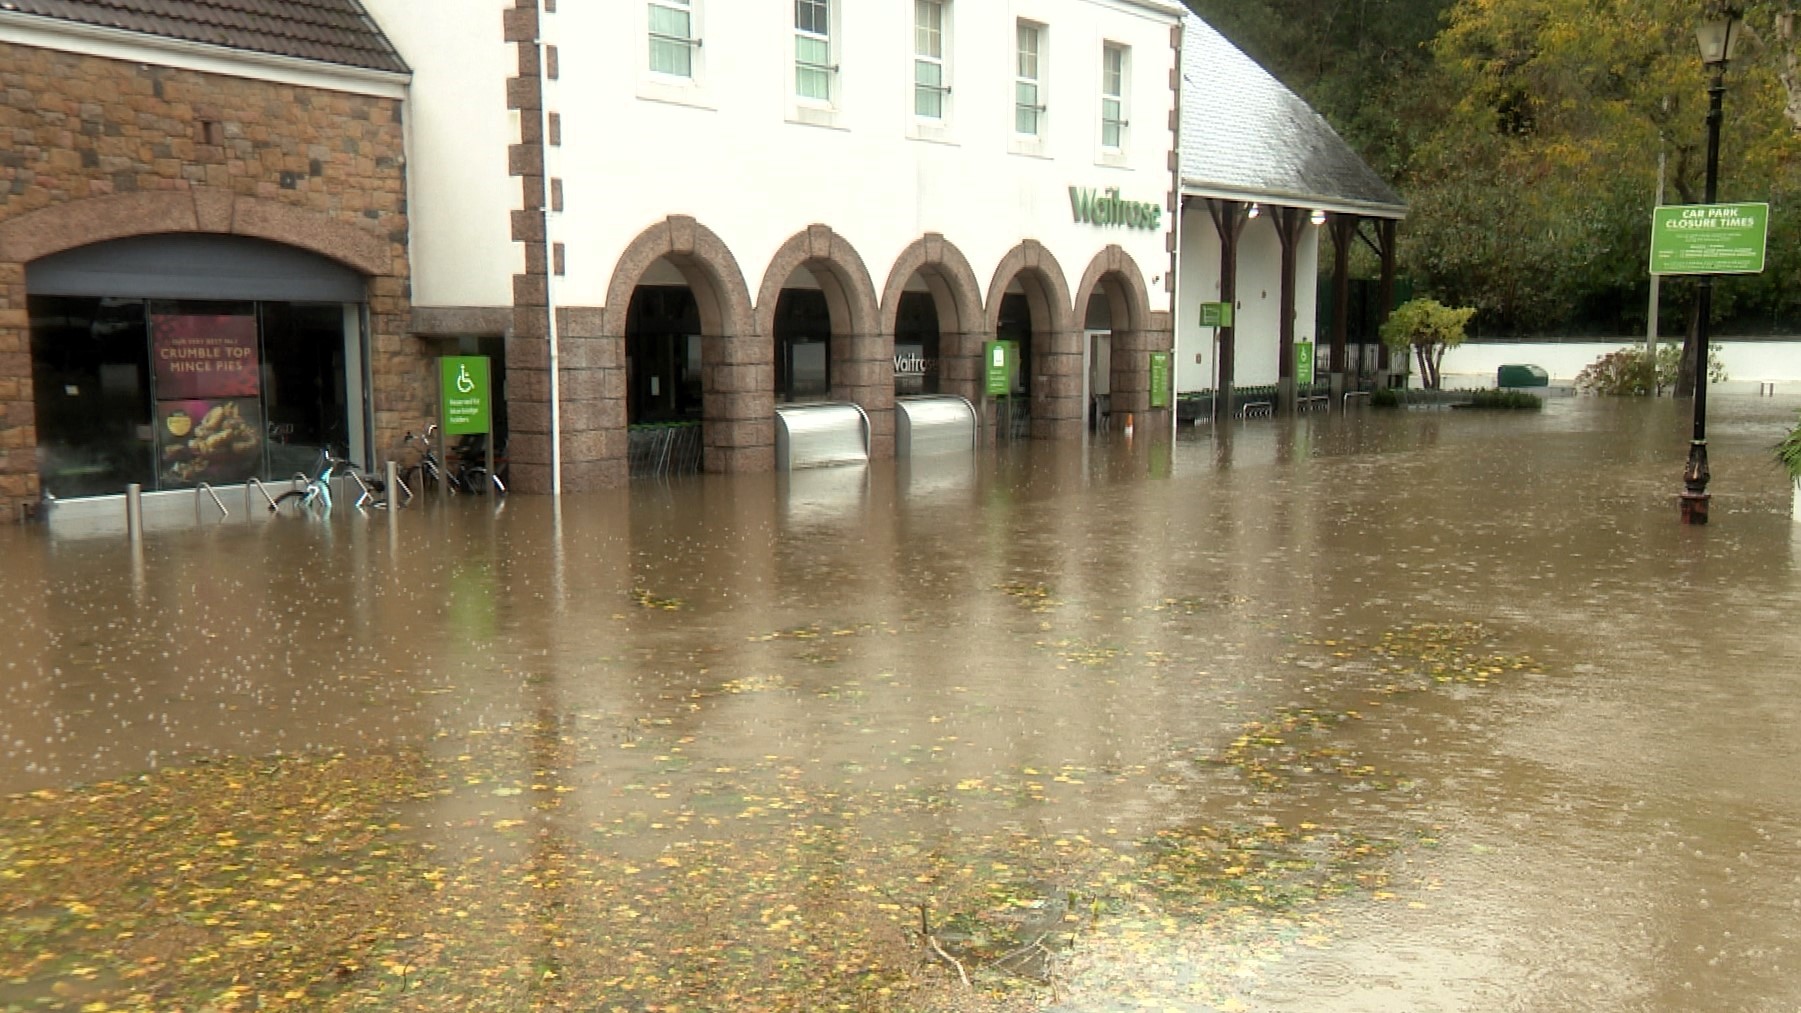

{"left": 1296, "top": 341, "right": 1315, "bottom": 387}
{"left": 439, "top": 355, "right": 492, "bottom": 494}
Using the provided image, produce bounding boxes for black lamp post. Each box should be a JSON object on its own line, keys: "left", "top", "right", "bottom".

{"left": 1681, "top": 10, "right": 1741, "bottom": 525}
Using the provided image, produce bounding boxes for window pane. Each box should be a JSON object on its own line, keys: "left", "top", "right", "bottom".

{"left": 650, "top": 37, "right": 692, "bottom": 76}
{"left": 649, "top": 3, "right": 693, "bottom": 77}
{"left": 915, "top": 1, "right": 942, "bottom": 57}
{"left": 649, "top": 5, "right": 690, "bottom": 36}
{"left": 796, "top": 31, "right": 830, "bottom": 102}
{"left": 1017, "top": 25, "right": 1038, "bottom": 75}
{"left": 797, "top": 35, "right": 830, "bottom": 64}
{"left": 915, "top": 60, "right": 943, "bottom": 118}
{"left": 1102, "top": 99, "right": 1122, "bottom": 147}
{"left": 796, "top": 0, "right": 828, "bottom": 35}
{"left": 1015, "top": 81, "right": 1039, "bottom": 134}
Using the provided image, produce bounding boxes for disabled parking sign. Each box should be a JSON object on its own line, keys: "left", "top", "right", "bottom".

{"left": 441, "top": 356, "right": 491, "bottom": 435}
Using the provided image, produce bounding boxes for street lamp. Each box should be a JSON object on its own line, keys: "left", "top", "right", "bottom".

{"left": 1680, "top": 9, "right": 1742, "bottom": 525}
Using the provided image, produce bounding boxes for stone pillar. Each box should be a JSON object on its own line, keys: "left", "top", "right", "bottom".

{"left": 837, "top": 332, "right": 894, "bottom": 460}
{"left": 0, "top": 261, "right": 35, "bottom": 521}
{"left": 558, "top": 307, "right": 627, "bottom": 490}
{"left": 706, "top": 332, "right": 774, "bottom": 473}
{"left": 1033, "top": 326, "right": 1086, "bottom": 441}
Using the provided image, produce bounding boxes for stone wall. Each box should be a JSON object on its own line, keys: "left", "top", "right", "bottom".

{"left": 0, "top": 41, "right": 416, "bottom": 521}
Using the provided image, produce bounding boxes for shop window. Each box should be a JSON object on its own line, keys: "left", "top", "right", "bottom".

{"left": 914, "top": 0, "right": 948, "bottom": 120}
{"left": 1101, "top": 43, "right": 1128, "bottom": 152}
{"left": 625, "top": 286, "right": 703, "bottom": 424}
{"left": 1015, "top": 21, "right": 1045, "bottom": 138}
{"left": 774, "top": 289, "right": 832, "bottom": 403}
{"left": 648, "top": 0, "right": 698, "bottom": 78}
{"left": 795, "top": 0, "right": 835, "bottom": 104}
{"left": 29, "top": 297, "right": 152, "bottom": 499}
{"left": 28, "top": 295, "right": 362, "bottom": 498}
{"left": 893, "top": 291, "right": 940, "bottom": 396}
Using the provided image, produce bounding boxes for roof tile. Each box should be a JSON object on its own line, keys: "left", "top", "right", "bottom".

{"left": 1180, "top": 13, "right": 1404, "bottom": 217}
{"left": 5, "top": 0, "right": 409, "bottom": 75}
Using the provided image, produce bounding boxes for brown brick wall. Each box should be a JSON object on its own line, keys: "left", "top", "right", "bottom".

{"left": 0, "top": 41, "right": 416, "bottom": 521}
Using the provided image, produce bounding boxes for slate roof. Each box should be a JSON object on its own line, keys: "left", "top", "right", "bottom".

{"left": 1, "top": 0, "right": 409, "bottom": 75}
{"left": 1180, "top": 13, "right": 1404, "bottom": 218}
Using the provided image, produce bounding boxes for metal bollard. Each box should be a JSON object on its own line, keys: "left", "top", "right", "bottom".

{"left": 125, "top": 483, "right": 144, "bottom": 545}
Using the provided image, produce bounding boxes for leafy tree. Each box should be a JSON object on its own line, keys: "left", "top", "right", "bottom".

{"left": 1184, "top": 1, "right": 1801, "bottom": 341}
{"left": 1178, "top": 0, "right": 1450, "bottom": 178}
{"left": 1380, "top": 298, "right": 1476, "bottom": 389}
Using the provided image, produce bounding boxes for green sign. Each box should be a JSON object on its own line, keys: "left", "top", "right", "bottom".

{"left": 1200, "top": 302, "right": 1234, "bottom": 328}
{"left": 1149, "top": 351, "right": 1171, "bottom": 409}
{"left": 440, "top": 355, "right": 491, "bottom": 435}
{"left": 1649, "top": 202, "right": 1769, "bottom": 275}
{"left": 984, "top": 341, "right": 1014, "bottom": 396}
{"left": 1296, "top": 341, "right": 1315, "bottom": 386}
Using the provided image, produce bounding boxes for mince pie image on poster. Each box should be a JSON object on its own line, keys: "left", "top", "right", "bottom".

{"left": 151, "top": 314, "right": 265, "bottom": 487}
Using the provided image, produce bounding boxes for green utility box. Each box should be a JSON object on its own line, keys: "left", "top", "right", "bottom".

{"left": 1497, "top": 364, "right": 1549, "bottom": 388}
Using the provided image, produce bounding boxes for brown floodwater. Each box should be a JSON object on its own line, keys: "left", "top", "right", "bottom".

{"left": 3, "top": 392, "right": 1800, "bottom": 1010}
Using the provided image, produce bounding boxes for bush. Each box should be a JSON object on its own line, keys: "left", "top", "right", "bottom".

{"left": 1777, "top": 412, "right": 1801, "bottom": 480}
{"left": 1370, "top": 387, "right": 1401, "bottom": 408}
{"left": 1575, "top": 343, "right": 1727, "bottom": 396}
{"left": 1461, "top": 388, "right": 1543, "bottom": 410}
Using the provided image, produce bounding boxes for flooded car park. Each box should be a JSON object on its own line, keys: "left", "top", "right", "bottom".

{"left": 3, "top": 393, "right": 1799, "bottom": 1011}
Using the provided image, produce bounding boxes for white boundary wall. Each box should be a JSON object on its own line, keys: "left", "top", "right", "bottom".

{"left": 1440, "top": 340, "right": 1801, "bottom": 394}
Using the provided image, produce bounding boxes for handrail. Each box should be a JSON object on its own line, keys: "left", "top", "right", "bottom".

{"left": 194, "top": 483, "right": 229, "bottom": 522}
{"left": 245, "top": 478, "right": 278, "bottom": 512}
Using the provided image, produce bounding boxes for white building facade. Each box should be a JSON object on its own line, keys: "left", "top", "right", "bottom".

{"left": 365, "top": 0, "right": 1184, "bottom": 491}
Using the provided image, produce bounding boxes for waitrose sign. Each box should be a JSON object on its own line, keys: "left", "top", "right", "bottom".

{"left": 1069, "top": 186, "right": 1162, "bottom": 231}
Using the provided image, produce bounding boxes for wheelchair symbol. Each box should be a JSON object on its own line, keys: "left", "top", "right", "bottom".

{"left": 455, "top": 363, "right": 476, "bottom": 394}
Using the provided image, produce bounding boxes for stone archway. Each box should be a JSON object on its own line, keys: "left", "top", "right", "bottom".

{"left": 0, "top": 190, "right": 395, "bottom": 274}
{"left": 879, "top": 234, "right": 985, "bottom": 410}
{"left": 754, "top": 225, "right": 885, "bottom": 456}
{"left": 1072, "top": 245, "right": 1160, "bottom": 422}
{"left": 986, "top": 241, "right": 1076, "bottom": 441}
{"left": 599, "top": 215, "right": 760, "bottom": 476}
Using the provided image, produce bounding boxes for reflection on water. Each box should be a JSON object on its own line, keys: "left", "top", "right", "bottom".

{"left": 3, "top": 394, "right": 1800, "bottom": 1010}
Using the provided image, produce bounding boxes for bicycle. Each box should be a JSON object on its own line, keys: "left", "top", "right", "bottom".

{"left": 405, "top": 425, "right": 505, "bottom": 495}
{"left": 449, "top": 432, "right": 508, "bottom": 495}
{"left": 270, "top": 447, "right": 376, "bottom": 514}
{"left": 403, "top": 425, "right": 454, "bottom": 496}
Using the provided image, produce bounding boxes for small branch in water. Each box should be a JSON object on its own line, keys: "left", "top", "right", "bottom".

{"left": 926, "top": 933, "right": 972, "bottom": 989}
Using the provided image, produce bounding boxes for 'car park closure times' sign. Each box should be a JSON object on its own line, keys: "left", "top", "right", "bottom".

{"left": 1649, "top": 202, "right": 1769, "bottom": 276}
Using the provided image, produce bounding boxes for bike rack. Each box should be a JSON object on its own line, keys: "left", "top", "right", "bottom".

{"left": 347, "top": 471, "right": 375, "bottom": 509}
{"left": 1297, "top": 395, "right": 1329, "bottom": 413}
{"left": 245, "top": 478, "right": 279, "bottom": 513}
{"left": 1237, "top": 401, "right": 1274, "bottom": 420}
{"left": 1343, "top": 391, "right": 1371, "bottom": 410}
{"left": 194, "top": 483, "right": 229, "bottom": 523}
